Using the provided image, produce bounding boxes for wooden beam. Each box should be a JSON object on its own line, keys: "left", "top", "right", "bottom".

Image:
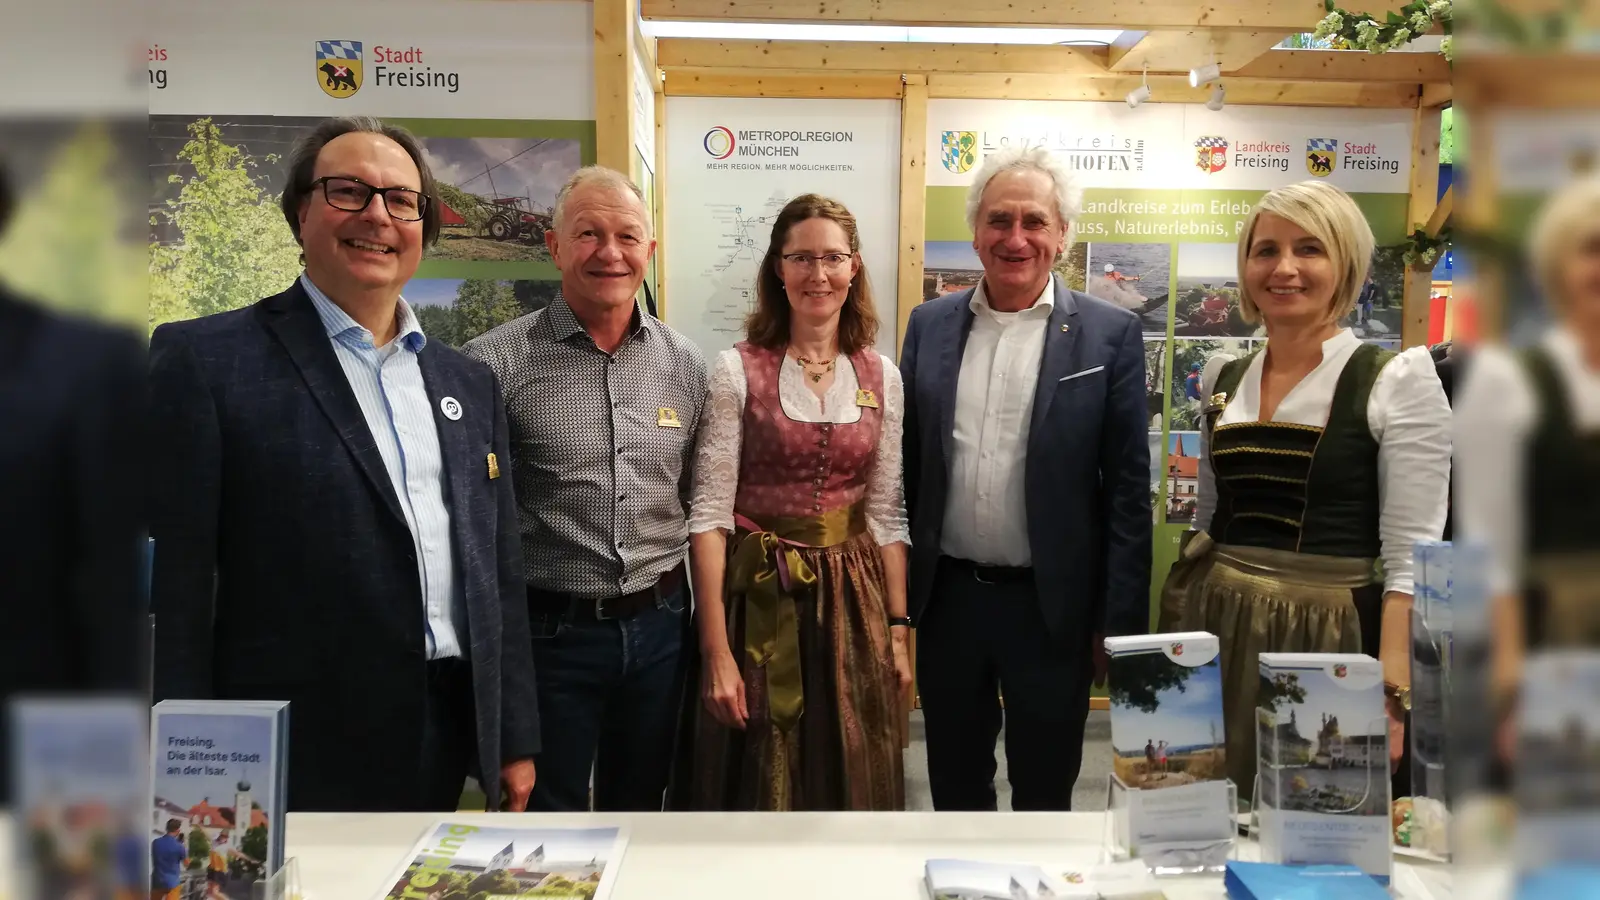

{"left": 634, "top": 8, "right": 656, "bottom": 72}
{"left": 1420, "top": 81, "right": 1451, "bottom": 108}
{"left": 1456, "top": 53, "right": 1600, "bottom": 108}
{"left": 928, "top": 73, "right": 1421, "bottom": 106}
{"left": 1402, "top": 102, "right": 1443, "bottom": 349}
{"left": 898, "top": 74, "right": 928, "bottom": 357}
{"left": 641, "top": 0, "right": 1328, "bottom": 30}
{"left": 594, "top": 0, "right": 640, "bottom": 173}
{"left": 653, "top": 88, "right": 668, "bottom": 317}
{"left": 1231, "top": 49, "right": 1451, "bottom": 83}
{"left": 656, "top": 38, "right": 1109, "bottom": 75}
{"left": 1107, "top": 29, "right": 1290, "bottom": 73}
{"left": 663, "top": 67, "right": 905, "bottom": 98}
{"left": 1426, "top": 185, "right": 1452, "bottom": 236}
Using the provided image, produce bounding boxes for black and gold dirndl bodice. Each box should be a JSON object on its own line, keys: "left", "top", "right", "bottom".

{"left": 1157, "top": 342, "right": 1396, "bottom": 800}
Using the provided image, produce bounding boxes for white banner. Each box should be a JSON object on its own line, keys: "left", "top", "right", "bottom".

{"left": 663, "top": 96, "right": 902, "bottom": 359}
{"left": 928, "top": 99, "right": 1413, "bottom": 194}
{"left": 148, "top": 0, "right": 594, "bottom": 120}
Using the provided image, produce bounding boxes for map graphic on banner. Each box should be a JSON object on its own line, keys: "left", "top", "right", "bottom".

{"left": 146, "top": 0, "right": 596, "bottom": 343}
{"left": 664, "top": 96, "right": 902, "bottom": 359}
{"left": 924, "top": 98, "right": 1415, "bottom": 628}
{"left": 696, "top": 194, "right": 790, "bottom": 342}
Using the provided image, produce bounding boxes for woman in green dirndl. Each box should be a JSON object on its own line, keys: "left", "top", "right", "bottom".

{"left": 1157, "top": 181, "right": 1452, "bottom": 801}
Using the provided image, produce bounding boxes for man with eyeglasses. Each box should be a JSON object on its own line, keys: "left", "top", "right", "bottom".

{"left": 463, "top": 166, "right": 707, "bottom": 812}
{"left": 148, "top": 116, "right": 540, "bottom": 813}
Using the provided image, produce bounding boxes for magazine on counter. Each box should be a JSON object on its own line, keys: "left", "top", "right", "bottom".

{"left": 1256, "top": 653, "right": 1391, "bottom": 885}
{"left": 924, "top": 858, "right": 1167, "bottom": 900}
{"left": 376, "top": 822, "right": 630, "bottom": 900}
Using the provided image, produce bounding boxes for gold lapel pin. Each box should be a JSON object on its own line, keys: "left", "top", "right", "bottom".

{"left": 657, "top": 408, "right": 682, "bottom": 428}
{"left": 487, "top": 452, "right": 501, "bottom": 480}
{"left": 1061, "top": 324, "right": 1070, "bottom": 332}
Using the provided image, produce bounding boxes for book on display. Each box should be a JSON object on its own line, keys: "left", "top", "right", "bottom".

{"left": 376, "top": 822, "right": 630, "bottom": 900}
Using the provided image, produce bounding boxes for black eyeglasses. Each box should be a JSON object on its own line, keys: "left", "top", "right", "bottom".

{"left": 310, "top": 176, "right": 427, "bottom": 221}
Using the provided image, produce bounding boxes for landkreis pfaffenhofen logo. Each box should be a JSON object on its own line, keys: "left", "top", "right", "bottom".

{"left": 703, "top": 126, "right": 735, "bottom": 159}
{"left": 315, "top": 41, "right": 461, "bottom": 98}
{"left": 978, "top": 130, "right": 1145, "bottom": 172}
{"left": 1307, "top": 137, "right": 1338, "bottom": 177}
{"left": 1194, "top": 136, "right": 1228, "bottom": 174}
{"left": 316, "top": 41, "right": 363, "bottom": 98}
{"left": 942, "top": 131, "right": 978, "bottom": 173}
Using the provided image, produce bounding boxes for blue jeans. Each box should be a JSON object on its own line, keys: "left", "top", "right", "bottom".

{"left": 528, "top": 586, "right": 688, "bottom": 811}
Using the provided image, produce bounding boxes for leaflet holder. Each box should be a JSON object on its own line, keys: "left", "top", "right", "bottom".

{"left": 1407, "top": 579, "right": 1454, "bottom": 861}
{"left": 251, "top": 858, "right": 303, "bottom": 900}
{"left": 1101, "top": 775, "right": 1239, "bottom": 875}
{"left": 1251, "top": 713, "right": 1394, "bottom": 885}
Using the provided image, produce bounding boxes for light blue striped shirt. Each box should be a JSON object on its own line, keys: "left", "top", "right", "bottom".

{"left": 301, "top": 273, "right": 463, "bottom": 660}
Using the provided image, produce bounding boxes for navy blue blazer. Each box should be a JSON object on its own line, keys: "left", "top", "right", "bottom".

{"left": 148, "top": 281, "right": 538, "bottom": 811}
{"left": 900, "top": 279, "right": 1152, "bottom": 646}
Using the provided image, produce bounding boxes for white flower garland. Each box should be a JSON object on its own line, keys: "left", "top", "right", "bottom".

{"left": 1313, "top": 0, "right": 1453, "bottom": 60}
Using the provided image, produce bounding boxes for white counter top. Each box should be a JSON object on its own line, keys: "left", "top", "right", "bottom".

{"left": 285, "top": 811, "right": 1454, "bottom": 899}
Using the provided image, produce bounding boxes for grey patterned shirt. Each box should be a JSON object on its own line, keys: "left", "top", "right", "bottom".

{"left": 463, "top": 297, "right": 708, "bottom": 599}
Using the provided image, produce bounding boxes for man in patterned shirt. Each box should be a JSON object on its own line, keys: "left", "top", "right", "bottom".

{"left": 464, "top": 166, "right": 708, "bottom": 811}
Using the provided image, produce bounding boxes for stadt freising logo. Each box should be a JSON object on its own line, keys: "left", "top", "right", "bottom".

{"left": 1307, "top": 137, "right": 1338, "bottom": 177}
{"left": 316, "top": 40, "right": 363, "bottom": 98}
{"left": 703, "top": 126, "right": 735, "bottom": 159}
{"left": 1194, "top": 136, "right": 1228, "bottom": 174}
{"left": 942, "top": 130, "right": 978, "bottom": 174}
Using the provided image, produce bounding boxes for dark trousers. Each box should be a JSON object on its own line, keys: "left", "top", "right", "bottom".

{"left": 417, "top": 656, "right": 476, "bottom": 811}
{"left": 916, "top": 557, "right": 1092, "bottom": 811}
{"left": 528, "top": 586, "right": 688, "bottom": 811}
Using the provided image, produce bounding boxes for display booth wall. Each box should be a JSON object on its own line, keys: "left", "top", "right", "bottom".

{"left": 146, "top": 0, "right": 597, "bottom": 343}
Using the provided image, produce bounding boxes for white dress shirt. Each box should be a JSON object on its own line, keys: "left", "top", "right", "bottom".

{"left": 1456, "top": 327, "right": 1600, "bottom": 593}
{"left": 687, "top": 351, "right": 909, "bottom": 545}
{"left": 941, "top": 275, "right": 1056, "bottom": 566}
{"left": 1193, "top": 328, "right": 1451, "bottom": 596}
{"left": 302, "top": 273, "right": 463, "bottom": 660}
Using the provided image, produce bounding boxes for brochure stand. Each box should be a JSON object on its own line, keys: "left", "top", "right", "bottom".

{"left": 252, "top": 858, "right": 303, "bottom": 900}
{"left": 1405, "top": 606, "right": 1452, "bottom": 861}
{"left": 1253, "top": 714, "right": 1394, "bottom": 885}
{"left": 1101, "top": 775, "right": 1238, "bottom": 875}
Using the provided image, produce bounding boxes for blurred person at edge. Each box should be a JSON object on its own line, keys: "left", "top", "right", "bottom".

{"left": 0, "top": 158, "right": 147, "bottom": 805}
{"left": 674, "top": 194, "right": 912, "bottom": 810}
{"left": 1157, "top": 181, "right": 1452, "bottom": 803}
{"left": 147, "top": 117, "right": 539, "bottom": 813}
{"left": 1455, "top": 175, "right": 1600, "bottom": 764}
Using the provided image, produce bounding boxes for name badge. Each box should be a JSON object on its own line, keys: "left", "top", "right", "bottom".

{"left": 855, "top": 389, "right": 879, "bottom": 409}
{"left": 487, "top": 452, "right": 501, "bottom": 480}
{"left": 657, "top": 408, "right": 682, "bottom": 428}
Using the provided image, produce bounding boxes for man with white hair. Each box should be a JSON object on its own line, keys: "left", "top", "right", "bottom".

{"left": 464, "top": 165, "right": 707, "bottom": 811}
{"left": 900, "top": 146, "right": 1151, "bottom": 810}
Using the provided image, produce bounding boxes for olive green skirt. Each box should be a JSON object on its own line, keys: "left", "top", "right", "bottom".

{"left": 1158, "top": 531, "right": 1380, "bottom": 804}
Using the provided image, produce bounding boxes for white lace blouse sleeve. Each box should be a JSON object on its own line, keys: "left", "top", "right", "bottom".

{"left": 688, "top": 349, "right": 746, "bottom": 535}
{"left": 1368, "top": 346, "right": 1453, "bottom": 595}
{"left": 1452, "top": 345, "right": 1537, "bottom": 594}
{"left": 865, "top": 355, "right": 911, "bottom": 546}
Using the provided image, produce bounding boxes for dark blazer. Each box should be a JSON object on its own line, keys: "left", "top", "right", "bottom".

{"left": 148, "top": 281, "right": 538, "bottom": 811}
{"left": 0, "top": 287, "right": 147, "bottom": 804}
{"left": 900, "top": 279, "right": 1152, "bottom": 647}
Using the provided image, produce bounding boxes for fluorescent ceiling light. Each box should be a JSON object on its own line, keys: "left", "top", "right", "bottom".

{"left": 639, "top": 20, "right": 1119, "bottom": 44}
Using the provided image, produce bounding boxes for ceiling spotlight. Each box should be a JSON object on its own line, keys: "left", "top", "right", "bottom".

{"left": 1190, "top": 62, "right": 1222, "bottom": 88}
{"left": 1126, "top": 83, "right": 1151, "bottom": 108}
{"left": 1206, "top": 83, "right": 1226, "bottom": 111}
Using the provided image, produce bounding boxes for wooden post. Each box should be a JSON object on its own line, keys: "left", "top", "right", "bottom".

{"left": 1401, "top": 101, "right": 1443, "bottom": 349}
{"left": 593, "top": 0, "right": 640, "bottom": 173}
{"left": 898, "top": 74, "right": 929, "bottom": 355}
{"left": 654, "top": 87, "right": 668, "bottom": 318}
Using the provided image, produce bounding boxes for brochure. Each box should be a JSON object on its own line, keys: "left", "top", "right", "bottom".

{"left": 377, "top": 822, "right": 630, "bottom": 900}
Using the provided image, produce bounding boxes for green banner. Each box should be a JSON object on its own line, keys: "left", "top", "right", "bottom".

{"left": 927, "top": 187, "right": 1410, "bottom": 246}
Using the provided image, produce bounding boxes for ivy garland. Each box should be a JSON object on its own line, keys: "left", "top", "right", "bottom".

{"left": 1313, "top": 0, "right": 1454, "bottom": 60}
{"left": 1403, "top": 226, "right": 1453, "bottom": 271}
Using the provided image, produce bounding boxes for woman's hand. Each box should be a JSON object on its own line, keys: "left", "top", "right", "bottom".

{"left": 1386, "top": 695, "right": 1407, "bottom": 774}
{"left": 890, "top": 627, "right": 913, "bottom": 695}
{"left": 702, "top": 648, "right": 748, "bottom": 730}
